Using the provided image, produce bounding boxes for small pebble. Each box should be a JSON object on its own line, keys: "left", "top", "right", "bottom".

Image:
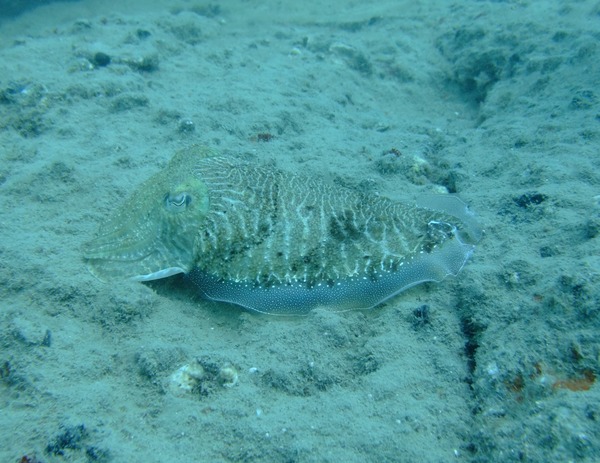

{"left": 178, "top": 119, "right": 195, "bottom": 133}
{"left": 92, "top": 51, "right": 111, "bottom": 67}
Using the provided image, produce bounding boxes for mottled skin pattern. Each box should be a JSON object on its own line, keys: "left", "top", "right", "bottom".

{"left": 83, "top": 146, "right": 478, "bottom": 313}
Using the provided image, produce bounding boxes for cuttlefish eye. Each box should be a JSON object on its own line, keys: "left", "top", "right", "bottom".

{"left": 164, "top": 192, "right": 192, "bottom": 212}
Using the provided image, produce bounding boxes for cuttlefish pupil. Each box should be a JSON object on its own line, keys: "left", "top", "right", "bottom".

{"left": 164, "top": 192, "right": 192, "bottom": 212}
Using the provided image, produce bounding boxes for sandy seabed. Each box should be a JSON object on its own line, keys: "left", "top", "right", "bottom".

{"left": 1, "top": 0, "right": 599, "bottom": 462}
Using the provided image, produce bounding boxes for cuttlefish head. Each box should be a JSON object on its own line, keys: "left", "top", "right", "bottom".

{"left": 83, "top": 149, "right": 210, "bottom": 282}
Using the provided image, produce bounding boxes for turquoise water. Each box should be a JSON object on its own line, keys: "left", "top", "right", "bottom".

{"left": 0, "top": 1, "right": 598, "bottom": 462}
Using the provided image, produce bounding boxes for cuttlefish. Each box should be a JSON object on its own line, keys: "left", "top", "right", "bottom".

{"left": 83, "top": 146, "right": 480, "bottom": 314}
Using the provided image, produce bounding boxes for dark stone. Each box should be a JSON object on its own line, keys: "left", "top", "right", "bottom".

{"left": 92, "top": 51, "right": 111, "bottom": 67}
